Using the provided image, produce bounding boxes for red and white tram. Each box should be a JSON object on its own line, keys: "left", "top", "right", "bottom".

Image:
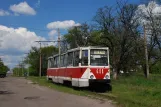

{"left": 47, "top": 46, "right": 110, "bottom": 87}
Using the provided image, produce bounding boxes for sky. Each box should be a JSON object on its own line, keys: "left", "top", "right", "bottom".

{"left": 0, "top": 0, "right": 144, "bottom": 69}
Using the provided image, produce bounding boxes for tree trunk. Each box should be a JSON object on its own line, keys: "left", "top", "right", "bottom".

{"left": 113, "top": 68, "right": 118, "bottom": 79}
{"left": 142, "top": 64, "right": 147, "bottom": 78}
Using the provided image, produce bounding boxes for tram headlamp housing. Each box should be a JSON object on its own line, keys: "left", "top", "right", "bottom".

{"left": 90, "top": 75, "right": 94, "bottom": 79}
{"left": 105, "top": 75, "right": 109, "bottom": 79}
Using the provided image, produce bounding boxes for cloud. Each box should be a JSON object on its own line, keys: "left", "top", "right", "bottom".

{"left": 48, "top": 30, "right": 57, "bottom": 36}
{"left": 0, "top": 25, "right": 45, "bottom": 68}
{"left": 35, "top": 0, "right": 40, "bottom": 8}
{"left": 48, "top": 30, "right": 57, "bottom": 40}
{"left": 47, "top": 20, "right": 81, "bottom": 29}
{"left": 0, "top": 55, "right": 25, "bottom": 68}
{"left": 135, "top": 1, "right": 161, "bottom": 25}
{"left": 10, "top": 1, "right": 36, "bottom": 15}
{"left": 0, "top": 9, "right": 10, "bottom": 16}
{"left": 138, "top": 1, "right": 161, "bottom": 15}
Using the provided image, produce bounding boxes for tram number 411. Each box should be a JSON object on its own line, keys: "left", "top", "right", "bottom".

{"left": 96, "top": 69, "right": 104, "bottom": 74}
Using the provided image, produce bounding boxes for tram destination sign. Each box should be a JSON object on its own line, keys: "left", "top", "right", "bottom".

{"left": 93, "top": 50, "right": 106, "bottom": 54}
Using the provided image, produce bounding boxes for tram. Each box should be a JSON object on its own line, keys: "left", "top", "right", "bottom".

{"left": 47, "top": 46, "right": 110, "bottom": 87}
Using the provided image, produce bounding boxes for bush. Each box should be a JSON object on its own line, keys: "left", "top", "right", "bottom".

{"left": 151, "top": 62, "right": 161, "bottom": 74}
{"left": 0, "top": 70, "right": 7, "bottom": 74}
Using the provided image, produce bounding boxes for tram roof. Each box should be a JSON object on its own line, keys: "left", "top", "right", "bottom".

{"left": 68, "top": 46, "right": 109, "bottom": 51}
{"left": 48, "top": 46, "right": 109, "bottom": 59}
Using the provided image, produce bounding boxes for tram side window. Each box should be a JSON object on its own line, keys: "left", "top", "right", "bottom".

{"left": 67, "top": 52, "right": 73, "bottom": 66}
{"left": 82, "top": 50, "right": 88, "bottom": 66}
{"left": 57, "top": 56, "right": 59, "bottom": 67}
{"left": 64, "top": 54, "right": 67, "bottom": 67}
{"left": 51, "top": 58, "right": 54, "bottom": 68}
{"left": 48, "top": 58, "right": 52, "bottom": 68}
{"left": 63, "top": 55, "right": 65, "bottom": 67}
{"left": 54, "top": 56, "right": 58, "bottom": 68}
{"left": 60, "top": 56, "right": 62, "bottom": 67}
{"left": 73, "top": 51, "right": 79, "bottom": 66}
{"left": 60, "top": 55, "right": 64, "bottom": 67}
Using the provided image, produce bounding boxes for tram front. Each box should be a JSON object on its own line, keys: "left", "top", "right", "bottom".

{"left": 80, "top": 47, "right": 110, "bottom": 87}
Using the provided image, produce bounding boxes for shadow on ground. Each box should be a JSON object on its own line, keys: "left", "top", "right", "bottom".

{"left": 50, "top": 81, "right": 112, "bottom": 93}
{"left": 0, "top": 91, "right": 14, "bottom": 95}
{"left": 73, "top": 84, "right": 112, "bottom": 93}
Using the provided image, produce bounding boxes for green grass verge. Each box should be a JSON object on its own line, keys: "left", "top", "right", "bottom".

{"left": 110, "top": 74, "right": 161, "bottom": 107}
{"left": 28, "top": 76, "right": 113, "bottom": 101}
{"left": 28, "top": 74, "right": 161, "bottom": 107}
{"left": 28, "top": 76, "right": 89, "bottom": 96}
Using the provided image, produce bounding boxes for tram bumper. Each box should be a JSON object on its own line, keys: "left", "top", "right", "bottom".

{"left": 89, "top": 79, "right": 111, "bottom": 85}
{"left": 89, "top": 79, "right": 112, "bottom": 91}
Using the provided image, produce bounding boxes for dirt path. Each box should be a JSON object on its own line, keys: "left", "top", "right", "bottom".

{"left": 0, "top": 77, "right": 115, "bottom": 107}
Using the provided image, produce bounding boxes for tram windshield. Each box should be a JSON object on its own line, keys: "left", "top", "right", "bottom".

{"left": 90, "top": 49, "right": 108, "bottom": 66}
{"left": 81, "top": 50, "right": 88, "bottom": 66}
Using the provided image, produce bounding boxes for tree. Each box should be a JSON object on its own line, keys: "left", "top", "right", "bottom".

{"left": 63, "top": 24, "right": 91, "bottom": 49}
{"left": 0, "top": 58, "right": 9, "bottom": 75}
{"left": 136, "top": 1, "right": 161, "bottom": 75}
{"left": 93, "top": 1, "right": 140, "bottom": 79}
{"left": 24, "top": 46, "right": 58, "bottom": 76}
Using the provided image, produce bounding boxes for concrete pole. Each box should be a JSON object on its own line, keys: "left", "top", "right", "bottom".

{"left": 39, "top": 42, "right": 42, "bottom": 77}
{"left": 143, "top": 25, "right": 149, "bottom": 78}
{"left": 28, "top": 57, "right": 29, "bottom": 77}
{"left": 58, "top": 28, "right": 61, "bottom": 67}
{"left": 21, "top": 64, "right": 23, "bottom": 76}
{"left": 18, "top": 63, "right": 20, "bottom": 76}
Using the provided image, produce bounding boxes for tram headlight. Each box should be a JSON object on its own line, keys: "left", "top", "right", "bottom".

{"left": 105, "top": 75, "right": 109, "bottom": 79}
{"left": 90, "top": 75, "right": 94, "bottom": 79}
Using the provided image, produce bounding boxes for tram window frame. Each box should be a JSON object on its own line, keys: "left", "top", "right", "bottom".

{"left": 53, "top": 56, "right": 58, "bottom": 68}
{"left": 56, "top": 56, "right": 59, "bottom": 67}
{"left": 60, "top": 55, "right": 64, "bottom": 67}
{"left": 60, "top": 55, "right": 62, "bottom": 67}
{"left": 73, "top": 51, "right": 79, "bottom": 66}
{"left": 51, "top": 58, "right": 54, "bottom": 68}
{"left": 64, "top": 54, "right": 67, "bottom": 67}
{"left": 48, "top": 58, "right": 52, "bottom": 68}
{"left": 53, "top": 57, "right": 56, "bottom": 68}
{"left": 49, "top": 58, "right": 52, "bottom": 68}
{"left": 90, "top": 49, "right": 108, "bottom": 66}
{"left": 67, "top": 52, "right": 73, "bottom": 66}
{"left": 81, "top": 50, "right": 88, "bottom": 66}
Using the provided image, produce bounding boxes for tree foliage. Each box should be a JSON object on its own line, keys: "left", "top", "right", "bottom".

{"left": 63, "top": 24, "right": 92, "bottom": 49}
{"left": 93, "top": 2, "right": 142, "bottom": 78}
{"left": 62, "top": 1, "right": 161, "bottom": 78}
{"left": 27, "top": 46, "right": 58, "bottom": 76}
{"left": 12, "top": 0, "right": 161, "bottom": 79}
{"left": 0, "top": 58, "right": 9, "bottom": 74}
{"left": 13, "top": 46, "right": 58, "bottom": 76}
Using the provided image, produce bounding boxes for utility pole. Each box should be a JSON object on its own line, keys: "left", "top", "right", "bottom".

{"left": 35, "top": 28, "right": 62, "bottom": 76}
{"left": 38, "top": 42, "right": 42, "bottom": 77}
{"left": 35, "top": 41, "right": 42, "bottom": 77}
{"left": 40, "top": 42, "right": 42, "bottom": 77}
{"left": 143, "top": 25, "right": 149, "bottom": 78}
{"left": 16, "top": 65, "right": 19, "bottom": 76}
{"left": 27, "top": 55, "right": 29, "bottom": 77}
{"left": 35, "top": 39, "right": 60, "bottom": 77}
{"left": 24, "top": 53, "right": 30, "bottom": 77}
{"left": 21, "top": 57, "right": 24, "bottom": 76}
{"left": 58, "top": 28, "right": 61, "bottom": 67}
{"left": 18, "top": 62, "right": 20, "bottom": 76}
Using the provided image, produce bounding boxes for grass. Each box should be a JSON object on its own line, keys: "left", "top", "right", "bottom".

{"left": 28, "top": 74, "right": 161, "bottom": 107}
{"left": 28, "top": 76, "right": 104, "bottom": 99}
{"left": 109, "top": 73, "right": 161, "bottom": 107}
